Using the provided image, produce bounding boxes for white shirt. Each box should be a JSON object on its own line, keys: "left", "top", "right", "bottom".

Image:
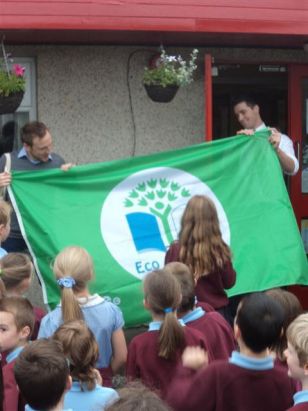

{"left": 255, "top": 123, "right": 299, "bottom": 176}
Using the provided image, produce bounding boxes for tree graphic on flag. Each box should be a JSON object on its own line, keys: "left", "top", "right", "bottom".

{"left": 124, "top": 178, "right": 190, "bottom": 252}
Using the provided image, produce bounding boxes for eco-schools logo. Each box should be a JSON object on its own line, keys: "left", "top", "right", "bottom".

{"left": 101, "top": 167, "right": 230, "bottom": 280}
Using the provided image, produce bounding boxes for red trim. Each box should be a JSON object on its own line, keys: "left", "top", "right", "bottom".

{"left": 205, "top": 54, "right": 213, "bottom": 142}
{"left": 288, "top": 65, "right": 308, "bottom": 226}
{"left": 2, "top": 1, "right": 308, "bottom": 35}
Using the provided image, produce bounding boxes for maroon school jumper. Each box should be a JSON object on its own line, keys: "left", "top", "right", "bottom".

{"left": 183, "top": 308, "right": 236, "bottom": 360}
{"left": 126, "top": 326, "right": 208, "bottom": 400}
{"left": 2, "top": 360, "right": 25, "bottom": 411}
{"left": 167, "top": 360, "right": 294, "bottom": 411}
{"left": 287, "top": 403, "right": 308, "bottom": 411}
{"left": 165, "top": 242, "right": 236, "bottom": 309}
{"left": 32, "top": 306, "right": 46, "bottom": 340}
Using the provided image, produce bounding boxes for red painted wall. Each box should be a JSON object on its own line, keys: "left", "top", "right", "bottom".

{"left": 1, "top": 0, "right": 308, "bottom": 35}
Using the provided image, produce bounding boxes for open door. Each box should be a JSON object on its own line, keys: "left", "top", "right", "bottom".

{"left": 288, "top": 64, "right": 308, "bottom": 309}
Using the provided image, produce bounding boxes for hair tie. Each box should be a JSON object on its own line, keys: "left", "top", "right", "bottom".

{"left": 57, "top": 277, "right": 76, "bottom": 288}
{"left": 164, "top": 307, "right": 173, "bottom": 314}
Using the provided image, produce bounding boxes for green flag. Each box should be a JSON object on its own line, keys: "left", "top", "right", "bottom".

{"left": 9, "top": 131, "right": 308, "bottom": 327}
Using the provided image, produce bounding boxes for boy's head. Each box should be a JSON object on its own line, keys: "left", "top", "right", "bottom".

{"left": 0, "top": 296, "right": 34, "bottom": 353}
{"left": 0, "top": 200, "right": 11, "bottom": 242}
{"left": 164, "top": 262, "right": 195, "bottom": 314}
{"left": 14, "top": 339, "right": 71, "bottom": 411}
{"left": 235, "top": 292, "right": 284, "bottom": 353}
{"left": 285, "top": 313, "right": 308, "bottom": 381}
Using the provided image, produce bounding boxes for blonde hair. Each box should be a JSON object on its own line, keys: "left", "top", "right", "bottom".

{"left": 53, "top": 246, "right": 94, "bottom": 323}
{"left": 0, "top": 253, "right": 33, "bottom": 293}
{"left": 178, "top": 195, "right": 231, "bottom": 279}
{"left": 143, "top": 270, "right": 184, "bottom": 360}
{"left": 286, "top": 313, "right": 308, "bottom": 367}
{"left": 0, "top": 200, "right": 11, "bottom": 226}
{"left": 53, "top": 320, "right": 99, "bottom": 391}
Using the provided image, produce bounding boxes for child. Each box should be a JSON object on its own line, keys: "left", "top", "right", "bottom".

{"left": 164, "top": 261, "right": 236, "bottom": 360}
{"left": 164, "top": 195, "right": 236, "bottom": 323}
{"left": 167, "top": 292, "right": 294, "bottom": 411}
{"left": 126, "top": 269, "right": 208, "bottom": 400}
{"left": 0, "top": 253, "right": 45, "bottom": 339}
{"left": 0, "top": 296, "right": 35, "bottom": 411}
{"left": 106, "top": 382, "right": 171, "bottom": 411}
{"left": 38, "top": 245, "right": 127, "bottom": 386}
{"left": 266, "top": 288, "right": 303, "bottom": 369}
{"left": 284, "top": 313, "right": 308, "bottom": 410}
{"left": 0, "top": 200, "right": 11, "bottom": 258}
{"left": 14, "top": 338, "right": 72, "bottom": 411}
{"left": 53, "top": 320, "right": 118, "bottom": 410}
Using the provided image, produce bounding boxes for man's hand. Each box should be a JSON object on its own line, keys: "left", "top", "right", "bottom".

{"left": 60, "top": 163, "right": 75, "bottom": 172}
{"left": 268, "top": 128, "right": 281, "bottom": 150}
{"left": 236, "top": 129, "right": 254, "bottom": 136}
{"left": 0, "top": 171, "right": 11, "bottom": 188}
{"left": 182, "top": 346, "right": 208, "bottom": 371}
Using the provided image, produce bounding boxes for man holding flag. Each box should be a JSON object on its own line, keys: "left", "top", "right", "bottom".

{"left": 233, "top": 95, "right": 299, "bottom": 175}
{"left": 0, "top": 121, "right": 73, "bottom": 252}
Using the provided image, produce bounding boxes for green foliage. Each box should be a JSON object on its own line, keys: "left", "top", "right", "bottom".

{"left": 124, "top": 177, "right": 191, "bottom": 214}
{"left": 0, "top": 70, "right": 25, "bottom": 97}
{"left": 143, "top": 48, "right": 198, "bottom": 87}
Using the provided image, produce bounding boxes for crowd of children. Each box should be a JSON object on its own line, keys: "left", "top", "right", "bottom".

{"left": 0, "top": 195, "right": 307, "bottom": 411}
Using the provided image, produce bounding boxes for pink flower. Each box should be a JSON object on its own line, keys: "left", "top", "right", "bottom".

{"left": 12, "top": 64, "right": 25, "bottom": 77}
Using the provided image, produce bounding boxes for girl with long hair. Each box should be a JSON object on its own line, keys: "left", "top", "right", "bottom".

{"left": 38, "top": 246, "right": 127, "bottom": 386}
{"left": 53, "top": 320, "right": 118, "bottom": 410}
{"left": 126, "top": 269, "right": 208, "bottom": 400}
{"left": 165, "top": 195, "right": 236, "bottom": 322}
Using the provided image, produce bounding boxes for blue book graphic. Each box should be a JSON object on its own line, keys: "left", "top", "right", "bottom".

{"left": 126, "top": 212, "right": 166, "bottom": 252}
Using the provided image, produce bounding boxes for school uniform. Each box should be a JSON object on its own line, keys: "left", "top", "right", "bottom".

{"left": 196, "top": 300, "right": 215, "bottom": 312}
{"left": 165, "top": 242, "right": 236, "bottom": 309}
{"left": 3, "top": 346, "right": 25, "bottom": 411}
{"left": 63, "top": 381, "right": 118, "bottom": 411}
{"left": 126, "top": 320, "right": 208, "bottom": 400}
{"left": 287, "top": 391, "right": 308, "bottom": 410}
{"left": 274, "top": 357, "right": 301, "bottom": 392}
{"left": 38, "top": 294, "right": 124, "bottom": 386}
{"left": 167, "top": 351, "right": 294, "bottom": 411}
{"left": 31, "top": 306, "right": 45, "bottom": 340}
{"left": 182, "top": 306, "right": 236, "bottom": 360}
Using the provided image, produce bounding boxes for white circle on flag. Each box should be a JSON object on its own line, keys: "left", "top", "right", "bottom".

{"left": 101, "top": 167, "right": 230, "bottom": 280}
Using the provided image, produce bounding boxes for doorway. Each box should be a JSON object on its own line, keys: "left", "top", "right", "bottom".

{"left": 212, "top": 63, "right": 288, "bottom": 138}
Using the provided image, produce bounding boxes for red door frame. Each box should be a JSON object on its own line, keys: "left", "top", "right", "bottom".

{"left": 204, "top": 54, "right": 213, "bottom": 142}
{"left": 288, "top": 64, "right": 308, "bottom": 309}
{"left": 288, "top": 64, "right": 306, "bottom": 224}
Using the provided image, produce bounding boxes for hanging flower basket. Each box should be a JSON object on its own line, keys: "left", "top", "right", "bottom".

{"left": 0, "top": 40, "right": 26, "bottom": 115}
{"left": 143, "top": 47, "right": 198, "bottom": 103}
{"left": 144, "top": 84, "right": 179, "bottom": 103}
{"left": 0, "top": 91, "right": 24, "bottom": 115}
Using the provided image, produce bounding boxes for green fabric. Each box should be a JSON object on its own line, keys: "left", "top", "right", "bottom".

{"left": 9, "top": 130, "right": 308, "bottom": 327}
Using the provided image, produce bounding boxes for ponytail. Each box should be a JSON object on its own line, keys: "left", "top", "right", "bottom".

{"left": 53, "top": 246, "right": 94, "bottom": 323}
{"left": 144, "top": 270, "right": 184, "bottom": 360}
{"left": 60, "top": 287, "right": 83, "bottom": 323}
{"left": 158, "top": 310, "right": 184, "bottom": 360}
{"left": 53, "top": 320, "right": 99, "bottom": 391}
